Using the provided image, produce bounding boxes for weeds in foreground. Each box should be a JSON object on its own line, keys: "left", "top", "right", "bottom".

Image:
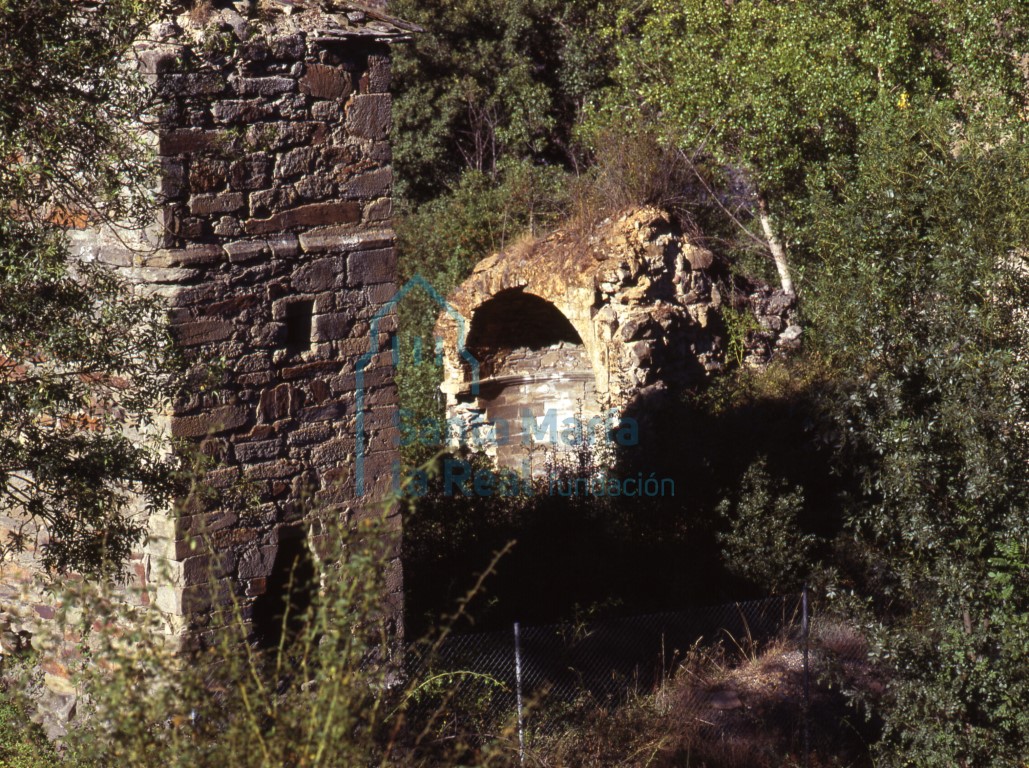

{"left": 1, "top": 510, "right": 517, "bottom": 768}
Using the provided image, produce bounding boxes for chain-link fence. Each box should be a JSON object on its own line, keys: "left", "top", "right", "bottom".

{"left": 401, "top": 591, "right": 873, "bottom": 764}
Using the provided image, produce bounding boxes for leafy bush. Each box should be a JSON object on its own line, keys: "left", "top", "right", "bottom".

{"left": 718, "top": 457, "right": 813, "bottom": 594}
{"left": 0, "top": 671, "right": 60, "bottom": 768}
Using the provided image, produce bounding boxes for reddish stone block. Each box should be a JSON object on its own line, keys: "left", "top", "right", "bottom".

{"left": 213, "top": 99, "right": 275, "bottom": 124}
{"left": 171, "top": 319, "right": 235, "bottom": 346}
{"left": 346, "top": 94, "right": 392, "bottom": 140}
{"left": 313, "top": 312, "right": 354, "bottom": 341}
{"left": 367, "top": 55, "right": 391, "bottom": 93}
{"left": 245, "top": 201, "right": 361, "bottom": 235}
{"left": 189, "top": 191, "right": 245, "bottom": 215}
{"left": 236, "top": 76, "right": 296, "bottom": 97}
{"left": 340, "top": 167, "right": 392, "bottom": 199}
{"left": 285, "top": 423, "right": 334, "bottom": 446}
{"left": 159, "top": 129, "right": 227, "bottom": 156}
{"left": 171, "top": 406, "right": 251, "bottom": 438}
{"left": 258, "top": 383, "right": 299, "bottom": 422}
{"left": 229, "top": 153, "right": 273, "bottom": 191}
{"left": 234, "top": 439, "right": 283, "bottom": 463}
{"left": 292, "top": 257, "right": 341, "bottom": 292}
{"left": 223, "top": 239, "right": 271, "bottom": 264}
{"left": 300, "top": 63, "right": 352, "bottom": 99}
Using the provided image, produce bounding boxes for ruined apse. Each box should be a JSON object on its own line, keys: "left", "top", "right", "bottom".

{"left": 436, "top": 208, "right": 729, "bottom": 473}
{"left": 0, "top": 0, "right": 410, "bottom": 685}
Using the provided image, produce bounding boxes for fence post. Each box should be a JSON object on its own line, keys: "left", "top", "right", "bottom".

{"left": 802, "top": 584, "right": 810, "bottom": 768}
{"left": 514, "top": 621, "right": 525, "bottom": 765}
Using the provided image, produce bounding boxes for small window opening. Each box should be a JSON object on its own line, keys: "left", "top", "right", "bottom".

{"left": 285, "top": 300, "right": 314, "bottom": 354}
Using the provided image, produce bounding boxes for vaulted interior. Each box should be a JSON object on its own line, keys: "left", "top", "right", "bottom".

{"left": 462, "top": 289, "right": 601, "bottom": 471}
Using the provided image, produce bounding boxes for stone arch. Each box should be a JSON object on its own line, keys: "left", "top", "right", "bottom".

{"left": 460, "top": 289, "right": 602, "bottom": 469}
{"left": 436, "top": 207, "right": 726, "bottom": 471}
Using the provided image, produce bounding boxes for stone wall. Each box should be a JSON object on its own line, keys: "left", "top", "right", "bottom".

{"left": 437, "top": 207, "right": 726, "bottom": 469}
{"left": 0, "top": 1, "right": 408, "bottom": 727}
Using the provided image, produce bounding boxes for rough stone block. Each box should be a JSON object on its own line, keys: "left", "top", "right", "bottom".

{"left": 236, "top": 76, "right": 295, "bottom": 97}
{"left": 340, "top": 167, "right": 392, "bottom": 199}
{"left": 347, "top": 248, "right": 396, "bottom": 286}
{"left": 245, "top": 201, "right": 361, "bottom": 235}
{"left": 250, "top": 322, "right": 288, "bottom": 348}
{"left": 292, "top": 258, "right": 341, "bottom": 292}
{"left": 189, "top": 157, "right": 228, "bottom": 193}
{"left": 136, "top": 46, "right": 182, "bottom": 75}
{"left": 258, "top": 383, "right": 298, "bottom": 422}
{"left": 171, "top": 319, "right": 235, "bottom": 346}
{"left": 275, "top": 93, "right": 308, "bottom": 120}
{"left": 182, "top": 551, "right": 236, "bottom": 584}
{"left": 268, "top": 233, "right": 300, "bottom": 258}
{"left": 245, "top": 460, "right": 302, "bottom": 480}
{"left": 271, "top": 33, "right": 305, "bottom": 60}
{"left": 158, "top": 72, "right": 225, "bottom": 98}
{"left": 213, "top": 99, "right": 275, "bottom": 124}
{"left": 300, "top": 63, "right": 352, "bottom": 99}
{"left": 346, "top": 94, "right": 391, "bottom": 140}
{"left": 159, "top": 157, "right": 187, "bottom": 198}
{"left": 294, "top": 173, "right": 335, "bottom": 201}
{"left": 273, "top": 146, "right": 318, "bottom": 178}
{"left": 171, "top": 405, "right": 251, "bottom": 438}
{"left": 313, "top": 312, "right": 354, "bottom": 341}
{"left": 298, "top": 226, "right": 391, "bottom": 254}
{"left": 223, "top": 239, "right": 271, "bottom": 264}
{"left": 300, "top": 400, "right": 348, "bottom": 422}
{"left": 159, "top": 129, "right": 226, "bottom": 156}
{"left": 229, "top": 153, "right": 272, "bottom": 191}
{"left": 364, "top": 197, "right": 392, "bottom": 222}
{"left": 249, "top": 186, "right": 298, "bottom": 217}
{"left": 237, "top": 545, "right": 278, "bottom": 580}
{"left": 280, "top": 360, "right": 339, "bottom": 381}
{"left": 367, "top": 55, "right": 390, "bottom": 93}
{"left": 234, "top": 439, "right": 283, "bottom": 463}
{"left": 284, "top": 426, "right": 332, "bottom": 449}
{"left": 311, "top": 437, "right": 355, "bottom": 465}
{"left": 311, "top": 101, "right": 342, "bottom": 121}
{"left": 189, "top": 191, "right": 245, "bottom": 215}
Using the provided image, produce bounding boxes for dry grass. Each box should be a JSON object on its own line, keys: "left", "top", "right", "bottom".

{"left": 528, "top": 628, "right": 881, "bottom": 768}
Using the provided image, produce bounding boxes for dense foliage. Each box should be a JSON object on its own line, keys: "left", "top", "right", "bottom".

{"left": 394, "top": 0, "right": 1029, "bottom": 762}
{"left": 0, "top": 0, "right": 1026, "bottom": 763}
{"left": 0, "top": 0, "right": 178, "bottom": 577}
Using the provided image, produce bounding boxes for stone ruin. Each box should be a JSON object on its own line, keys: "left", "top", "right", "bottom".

{"left": 438, "top": 207, "right": 717, "bottom": 472}
{"left": 0, "top": 1, "right": 413, "bottom": 731}
{"left": 436, "top": 207, "right": 802, "bottom": 473}
{"left": 0, "top": 0, "right": 806, "bottom": 734}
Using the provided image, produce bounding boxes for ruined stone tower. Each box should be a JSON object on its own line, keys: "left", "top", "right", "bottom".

{"left": 0, "top": 0, "right": 410, "bottom": 694}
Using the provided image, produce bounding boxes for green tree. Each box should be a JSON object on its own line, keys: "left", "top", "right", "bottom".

{"left": 0, "top": 0, "right": 178, "bottom": 578}
{"left": 391, "top": 0, "right": 617, "bottom": 203}
{"left": 808, "top": 105, "right": 1029, "bottom": 766}
{"left": 600, "top": 0, "right": 1029, "bottom": 293}
{"left": 604, "top": 1, "right": 1029, "bottom": 760}
{"left": 717, "top": 456, "right": 812, "bottom": 594}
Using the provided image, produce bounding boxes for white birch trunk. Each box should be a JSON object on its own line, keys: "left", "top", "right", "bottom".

{"left": 757, "top": 195, "right": 794, "bottom": 295}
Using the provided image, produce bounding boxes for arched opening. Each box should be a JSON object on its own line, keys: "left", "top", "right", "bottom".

{"left": 467, "top": 289, "right": 582, "bottom": 363}
{"left": 461, "top": 289, "right": 600, "bottom": 471}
